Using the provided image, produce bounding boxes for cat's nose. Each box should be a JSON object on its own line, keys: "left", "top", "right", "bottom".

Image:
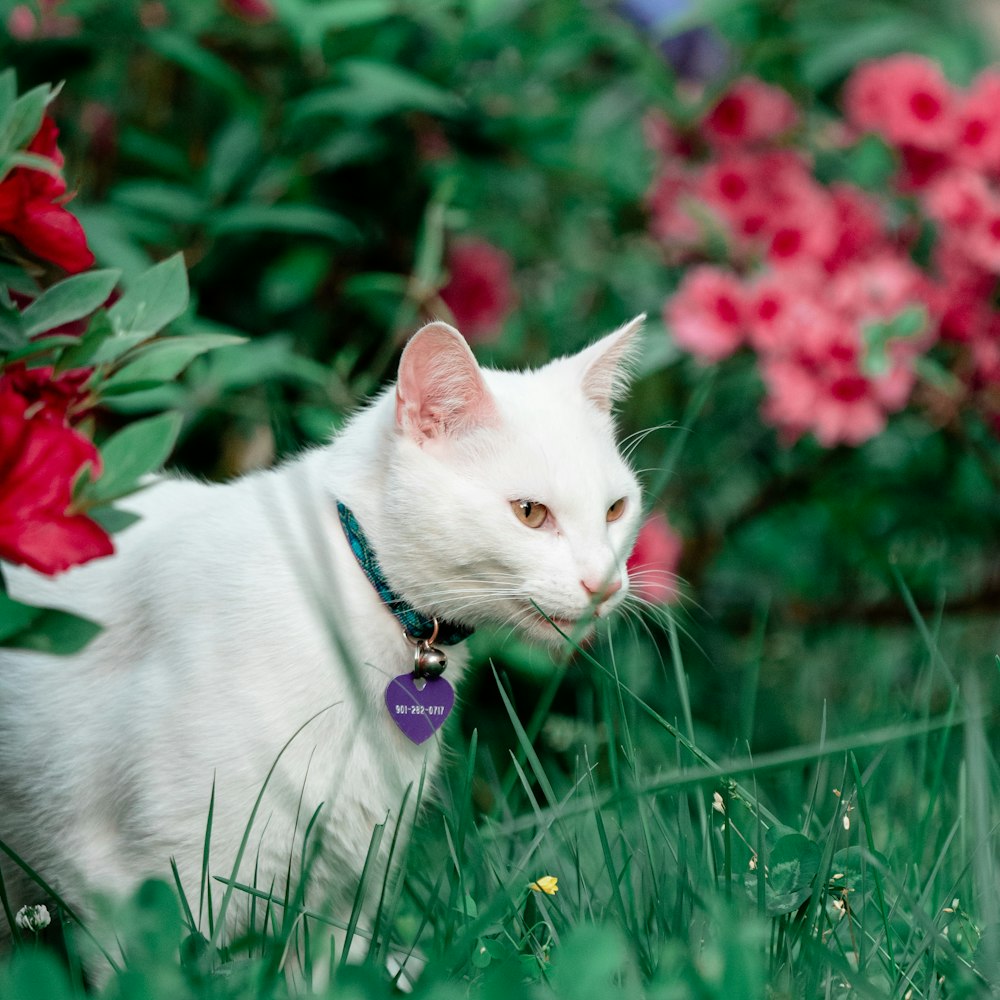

{"left": 581, "top": 575, "right": 622, "bottom": 604}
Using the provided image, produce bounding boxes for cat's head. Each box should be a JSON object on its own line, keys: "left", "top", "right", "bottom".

{"left": 380, "top": 317, "right": 645, "bottom": 646}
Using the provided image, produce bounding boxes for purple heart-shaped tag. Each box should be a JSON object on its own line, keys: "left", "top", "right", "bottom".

{"left": 385, "top": 673, "right": 455, "bottom": 745}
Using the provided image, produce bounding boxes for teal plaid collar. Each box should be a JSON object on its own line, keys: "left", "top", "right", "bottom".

{"left": 336, "top": 501, "right": 473, "bottom": 646}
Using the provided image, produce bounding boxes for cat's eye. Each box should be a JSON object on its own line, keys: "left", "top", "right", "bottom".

{"left": 511, "top": 499, "right": 549, "bottom": 529}
{"left": 606, "top": 498, "right": 627, "bottom": 522}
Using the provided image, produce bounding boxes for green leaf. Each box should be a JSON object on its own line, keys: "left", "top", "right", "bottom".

{"left": 842, "top": 135, "right": 897, "bottom": 191}
{"left": 56, "top": 310, "right": 115, "bottom": 372}
{"left": 0, "top": 150, "right": 62, "bottom": 185}
{"left": 0, "top": 295, "right": 26, "bottom": 351}
{"left": 209, "top": 204, "right": 357, "bottom": 242}
{"left": 0, "top": 590, "right": 102, "bottom": 655}
{"left": 19, "top": 269, "right": 120, "bottom": 338}
{"left": 291, "top": 59, "right": 464, "bottom": 121}
{"left": 101, "top": 333, "right": 246, "bottom": 392}
{"left": 191, "top": 334, "right": 329, "bottom": 392}
{"left": 0, "top": 261, "right": 39, "bottom": 295}
{"left": 0, "top": 588, "right": 39, "bottom": 642}
{"left": 861, "top": 305, "right": 927, "bottom": 378}
{"left": 90, "top": 332, "right": 151, "bottom": 366}
{"left": 0, "top": 69, "right": 16, "bottom": 119}
{"left": 0, "top": 82, "right": 50, "bottom": 159}
{"left": 205, "top": 117, "right": 260, "bottom": 201}
{"left": 801, "top": 16, "right": 939, "bottom": 90}
{"left": 2, "top": 335, "right": 80, "bottom": 364}
{"left": 312, "top": 0, "right": 396, "bottom": 30}
{"left": 145, "top": 30, "right": 250, "bottom": 105}
{"left": 745, "top": 833, "right": 821, "bottom": 916}
{"left": 261, "top": 247, "right": 330, "bottom": 313}
{"left": 108, "top": 253, "right": 189, "bottom": 341}
{"left": 88, "top": 412, "right": 183, "bottom": 503}
{"left": 87, "top": 506, "right": 142, "bottom": 534}
{"left": 111, "top": 181, "right": 208, "bottom": 225}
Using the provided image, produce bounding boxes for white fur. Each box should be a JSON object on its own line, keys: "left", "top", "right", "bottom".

{"left": 0, "top": 319, "right": 644, "bottom": 973}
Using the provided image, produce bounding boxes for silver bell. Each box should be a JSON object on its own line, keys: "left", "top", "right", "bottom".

{"left": 414, "top": 643, "right": 448, "bottom": 679}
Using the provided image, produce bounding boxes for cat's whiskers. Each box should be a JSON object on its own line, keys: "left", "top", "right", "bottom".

{"left": 620, "top": 422, "right": 676, "bottom": 462}
{"left": 401, "top": 575, "right": 535, "bottom": 626}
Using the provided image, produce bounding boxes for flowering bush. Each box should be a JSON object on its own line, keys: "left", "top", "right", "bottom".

{"left": 650, "top": 57, "right": 1000, "bottom": 447}
{"left": 0, "top": 71, "right": 242, "bottom": 651}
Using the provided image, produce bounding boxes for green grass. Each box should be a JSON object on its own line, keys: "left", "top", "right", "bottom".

{"left": 1, "top": 610, "right": 997, "bottom": 999}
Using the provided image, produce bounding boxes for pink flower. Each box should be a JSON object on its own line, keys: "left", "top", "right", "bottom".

{"left": 646, "top": 167, "right": 702, "bottom": 248}
{"left": 696, "top": 153, "right": 761, "bottom": 236}
{"left": 933, "top": 233, "right": 997, "bottom": 341}
{"left": 6, "top": 0, "right": 79, "bottom": 39}
{"left": 696, "top": 150, "right": 838, "bottom": 267}
{"left": 844, "top": 55, "right": 958, "bottom": 151}
{"left": 6, "top": 5, "right": 35, "bottom": 38}
{"left": 924, "top": 168, "right": 994, "bottom": 228}
{"left": 896, "top": 145, "right": 952, "bottom": 192}
{"left": 925, "top": 169, "right": 1000, "bottom": 274}
{"left": 829, "top": 255, "right": 935, "bottom": 329}
{"left": 666, "top": 266, "right": 747, "bottom": 362}
{"left": 702, "top": 77, "right": 799, "bottom": 148}
{"left": 822, "top": 184, "right": 888, "bottom": 272}
{"left": 745, "top": 272, "right": 825, "bottom": 354}
{"left": 954, "top": 69, "right": 1000, "bottom": 174}
{"left": 627, "top": 513, "right": 682, "bottom": 604}
{"left": 758, "top": 303, "right": 918, "bottom": 447}
{"left": 439, "top": 238, "right": 515, "bottom": 342}
{"left": 967, "top": 208, "right": 1000, "bottom": 273}
{"left": 764, "top": 177, "right": 839, "bottom": 268}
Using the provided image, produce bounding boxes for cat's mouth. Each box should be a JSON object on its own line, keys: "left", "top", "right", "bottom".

{"left": 525, "top": 606, "right": 593, "bottom": 638}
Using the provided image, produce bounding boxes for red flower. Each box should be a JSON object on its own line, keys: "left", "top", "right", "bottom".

{"left": 665, "top": 266, "right": 747, "bottom": 362}
{"left": 439, "top": 238, "right": 515, "bottom": 342}
{"left": 627, "top": 513, "right": 682, "bottom": 604}
{"left": 702, "top": 77, "right": 798, "bottom": 148}
{"left": 0, "top": 115, "right": 94, "bottom": 274}
{"left": 0, "top": 387, "right": 112, "bottom": 575}
{"left": 1, "top": 364, "right": 94, "bottom": 424}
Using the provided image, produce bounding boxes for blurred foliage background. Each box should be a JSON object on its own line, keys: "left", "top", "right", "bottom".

{"left": 2, "top": 2, "right": 1000, "bottom": 993}
{"left": 3, "top": 0, "right": 998, "bottom": 766}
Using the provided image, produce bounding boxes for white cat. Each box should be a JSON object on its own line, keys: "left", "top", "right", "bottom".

{"left": 0, "top": 317, "right": 645, "bottom": 979}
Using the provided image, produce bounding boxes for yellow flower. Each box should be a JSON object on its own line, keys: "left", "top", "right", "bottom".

{"left": 530, "top": 875, "right": 558, "bottom": 895}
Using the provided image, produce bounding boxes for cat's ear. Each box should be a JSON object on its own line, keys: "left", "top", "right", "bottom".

{"left": 396, "top": 321, "right": 498, "bottom": 443}
{"left": 576, "top": 313, "right": 645, "bottom": 412}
